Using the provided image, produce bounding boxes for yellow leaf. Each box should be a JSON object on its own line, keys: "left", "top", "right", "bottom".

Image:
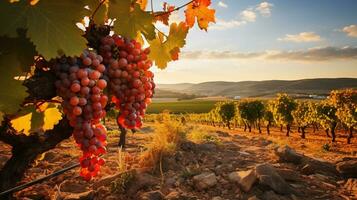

{"left": 148, "top": 22, "right": 189, "bottom": 69}
{"left": 11, "top": 111, "right": 32, "bottom": 135}
{"left": 43, "top": 104, "right": 62, "bottom": 131}
{"left": 10, "top": 103, "right": 62, "bottom": 135}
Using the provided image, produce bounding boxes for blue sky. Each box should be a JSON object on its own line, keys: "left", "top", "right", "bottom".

{"left": 152, "top": 0, "right": 357, "bottom": 83}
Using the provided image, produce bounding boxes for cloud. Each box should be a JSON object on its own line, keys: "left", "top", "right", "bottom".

{"left": 218, "top": 1, "right": 227, "bottom": 8}
{"left": 256, "top": 2, "right": 273, "bottom": 17}
{"left": 210, "top": 19, "right": 245, "bottom": 30}
{"left": 342, "top": 25, "right": 357, "bottom": 38}
{"left": 278, "top": 32, "right": 322, "bottom": 42}
{"left": 181, "top": 46, "right": 357, "bottom": 61}
{"left": 240, "top": 9, "right": 256, "bottom": 22}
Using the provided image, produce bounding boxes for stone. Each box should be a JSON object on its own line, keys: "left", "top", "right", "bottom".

{"left": 276, "top": 169, "right": 301, "bottom": 182}
{"left": 165, "top": 191, "right": 181, "bottom": 200}
{"left": 275, "top": 146, "right": 302, "bottom": 164}
{"left": 193, "top": 172, "right": 217, "bottom": 190}
{"left": 60, "top": 181, "right": 87, "bottom": 193}
{"left": 211, "top": 196, "right": 223, "bottom": 200}
{"left": 198, "top": 143, "right": 217, "bottom": 151}
{"left": 255, "top": 164, "right": 294, "bottom": 195}
{"left": 336, "top": 159, "right": 357, "bottom": 178}
{"left": 228, "top": 169, "right": 257, "bottom": 192}
{"left": 63, "top": 190, "right": 94, "bottom": 200}
{"left": 139, "top": 190, "right": 164, "bottom": 200}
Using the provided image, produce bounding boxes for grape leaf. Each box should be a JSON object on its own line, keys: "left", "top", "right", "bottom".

{"left": 0, "top": 32, "right": 37, "bottom": 72}
{"left": 85, "top": 0, "right": 108, "bottom": 25}
{"left": 148, "top": 33, "right": 172, "bottom": 69}
{"left": 0, "top": 1, "right": 27, "bottom": 37}
{"left": 10, "top": 103, "right": 62, "bottom": 135}
{"left": 42, "top": 103, "right": 62, "bottom": 131}
{"left": 154, "top": 3, "right": 175, "bottom": 26}
{"left": 108, "top": 0, "right": 155, "bottom": 40}
{"left": 0, "top": 54, "right": 28, "bottom": 121}
{"left": 26, "top": 0, "right": 87, "bottom": 59}
{"left": 185, "top": 0, "right": 215, "bottom": 31}
{"left": 166, "top": 22, "right": 189, "bottom": 49}
{"left": 148, "top": 22, "right": 188, "bottom": 69}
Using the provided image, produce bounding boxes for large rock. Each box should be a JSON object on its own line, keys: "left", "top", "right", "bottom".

{"left": 228, "top": 169, "right": 257, "bottom": 192}
{"left": 193, "top": 172, "right": 217, "bottom": 190}
{"left": 255, "top": 164, "right": 294, "bottom": 195}
{"left": 336, "top": 159, "right": 357, "bottom": 178}
{"left": 276, "top": 169, "right": 301, "bottom": 182}
{"left": 275, "top": 146, "right": 302, "bottom": 164}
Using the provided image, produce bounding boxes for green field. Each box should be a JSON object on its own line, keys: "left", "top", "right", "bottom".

{"left": 146, "top": 100, "right": 217, "bottom": 114}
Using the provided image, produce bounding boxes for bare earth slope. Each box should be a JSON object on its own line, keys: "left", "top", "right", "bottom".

{"left": 0, "top": 123, "right": 356, "bottom": 200}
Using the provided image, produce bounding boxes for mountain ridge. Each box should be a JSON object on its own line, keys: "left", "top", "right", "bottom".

{"left": 156, "top": 78, "right": 357, "bottom": 98}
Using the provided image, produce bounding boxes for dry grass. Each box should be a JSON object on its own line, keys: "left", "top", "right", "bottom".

{"left": 139, "top": 112, "right": 187, "bottom": 168}
{"left": 187, "top": 128, "right": 220, "bottom": 144}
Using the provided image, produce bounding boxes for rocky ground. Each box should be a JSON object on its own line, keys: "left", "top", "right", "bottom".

{"left": 0, "top": 123, "right": 356, "bottom": 200}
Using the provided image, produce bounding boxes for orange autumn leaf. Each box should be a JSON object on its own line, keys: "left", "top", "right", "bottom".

{"left": 154, "top": 3, "right": 175, "bottom": 26}
{"left": 185, "top": 0, "right": 215, "bottom": 31}
{"left": 170, "top": 47, "right": 180, "bottom": 60}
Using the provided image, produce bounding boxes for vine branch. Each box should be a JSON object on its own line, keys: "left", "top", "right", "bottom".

{"left": 90, "top": 0, "right": 107, "bottom": 20}
{"left": 154, "top": 0, "right": 195, "bottom": 17}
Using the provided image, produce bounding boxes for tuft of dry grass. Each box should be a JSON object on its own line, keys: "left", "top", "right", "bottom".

{"left": 139, "top": 112, "right": 187, "bottom": 169}
{"left": 187, "top": 128, "right": 221, "bottom": 144}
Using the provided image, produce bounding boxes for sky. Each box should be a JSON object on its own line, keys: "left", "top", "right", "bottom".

{"left": 152, "top": 0, "right": 357, "bottom": 84}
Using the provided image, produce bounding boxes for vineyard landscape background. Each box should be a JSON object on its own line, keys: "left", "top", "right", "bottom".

{"left": 0, "top": 0, "right": 356, "bottom": 200}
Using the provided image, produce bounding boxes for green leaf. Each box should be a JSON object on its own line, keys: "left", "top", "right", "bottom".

{"left": 0, "top": 54, "right": 28, "bottom": 118}
{"left": 0, "top": 0, "right": 87, "bottom": 59}
{"left": 0, "top": 31, "right": 37, "bottom": 72}
{"left": 108, "top": 0, "right": 155, "bottom": 40}
{"left": 84, "top": 0, "right": 108, "bottom": 25}
{"left": 26, "top": 0, "right": 87, "bottom": 59}
{"left": 0, "top": 1, "right": 28, "bottom": 37}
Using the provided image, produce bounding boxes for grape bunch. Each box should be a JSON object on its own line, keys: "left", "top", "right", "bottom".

{"left": 52, "top": 51, "right": 108, "bottom": 181}
{"left": 98, "top": 34, "right": 155, "bottom": 129}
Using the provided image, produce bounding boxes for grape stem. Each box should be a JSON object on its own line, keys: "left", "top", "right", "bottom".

{"left": 154, "top": 0, "right": 195, "bottom": 17}
{"left": 90, "top": 0, "right": 107, "bottom": 20}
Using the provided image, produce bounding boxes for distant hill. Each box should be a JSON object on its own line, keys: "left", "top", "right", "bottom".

{"left": 157, "top": 78, "right": 357, "bottom": 98}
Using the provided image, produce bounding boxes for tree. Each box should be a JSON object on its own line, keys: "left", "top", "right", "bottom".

{"left": 263, "top": 101, "right": 275, "bottom": 135}
{"left": 217, "top": 101, "right": 236, "bottom": 129}
{"left": 0, "top": 0, "right": 216, "bottom": 195}
{"left": 316, "top": 101, "right": 338, "bottom": 142}
{"left": 329, "top": 89, "right": 356, "bottom": 144}
{"left": 271, "top": 93, "right": 297, "bottom": 136}
{"left": 237, "top": 100, "right": 264, "bottom": 132}
{"left": 292, "top": 101, "right": 311, "bottom": 139}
